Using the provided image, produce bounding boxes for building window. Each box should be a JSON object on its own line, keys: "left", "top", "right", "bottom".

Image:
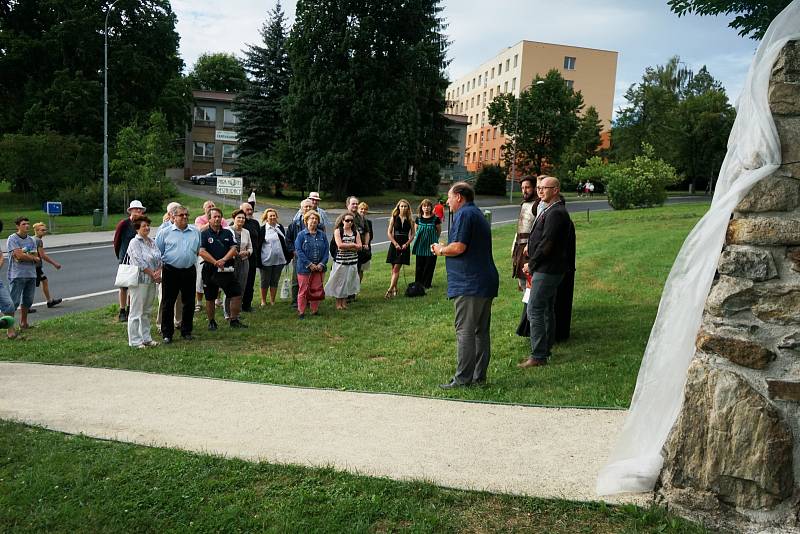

{"left": 498, "top": 63, "right": 502, "bottom": 75}
{"left": 505, "top": 59, "right": 510, "bottom": 70}
{"left": 476, "top": 94, "right": 480, "bottom": 106}
{"left": 564, "top": 56, "right": 576, "bottom": 70}
{"left": 491, "top": 67, "right": 495, "bottom": 79}
{"left": 565, "top": 80, "right": 574, "bottom": 90}
{"left": 504, "top": 81, "right": 508, "bottom": 93}
{"left": 514, "top": 54, "right": 518, "bottom": 68}
{"left": 478, "top": 151, "right": 483, "bottom": 162}
{"left": 472, "top": 151, "right": 477, "bottom": 162}
{"left": 493, "top": 127, "right": 497, "bottom": 139}
{"left": 223, "top": 109, "right": 239, "bottom": 127}
{"left": 194, "top": 106, "right": 216, "bottom": 124}
{"left": 491, "top": 148, "right": 496, "bottom": 160}
{"left": 222, "top": 144, "right": 237, "bottom": 162}
{"left": 193, "top": 142, "right": 214, "bottom": 160}
{"left": 497, "top": 85, "right": 501, "bottom": 95}
{"left": 480, "top": 132, "right": 484, "bottom": 143}
{"left": 512, "top": 78, "right": 516, "bottom": 91}
{"left": 481, "top": 111, "right": 485, "bottom": 122}
{"left": 478, "top": 74, "right": 482, "bottom": 86}
{"left": 489, "top": 88, "right": 493, "bottom": 99}
{"left": 483, "top": 91, "right": 487, "bottom": 105}
{"left": 471, "top": 97, "right": 474, "bottom": 107}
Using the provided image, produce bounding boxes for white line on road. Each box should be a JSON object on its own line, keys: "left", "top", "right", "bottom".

{"left": 31, "top": 289, "right": 117, "bottom": 308}
{"left": 48, "top": 245, "right": 112, "bottom": 254}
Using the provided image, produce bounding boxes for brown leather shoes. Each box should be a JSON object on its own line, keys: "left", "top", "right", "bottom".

{"left": 518, "top": 358, "right": 547, "bottom": 368}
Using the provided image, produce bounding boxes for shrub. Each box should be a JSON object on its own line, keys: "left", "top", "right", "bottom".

{"left": 413, "top": 161, "right": 441, "bottom": 196}
{"left": 474, "top": 164, "right": 506, "bottom": 196}
{"left": 56, "top": 180, "right": 178, "bottom": 216}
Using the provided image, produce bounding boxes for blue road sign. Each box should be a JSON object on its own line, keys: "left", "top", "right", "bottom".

{"left": 45, "top": 202, "right": 63, "bottom": 216}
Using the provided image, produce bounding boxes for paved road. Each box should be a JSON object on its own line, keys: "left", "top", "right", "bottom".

{"left": 18, "top": 196, "right": 710, "bottom": 325}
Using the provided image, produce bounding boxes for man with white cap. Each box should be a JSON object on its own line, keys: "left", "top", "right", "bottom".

{"left": 293, "top": 192, "right": 329, "bottom": 232}
{"left": 113, "top": 200, "right": 146, "bottom": 322}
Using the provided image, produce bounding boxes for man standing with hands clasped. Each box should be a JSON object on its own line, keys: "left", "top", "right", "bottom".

{"left": 431, "top": 182, "right": 499, "bottom": 389}
{"left": 199, "top": 208, "right": 246, "bottom": 330}
{"left": 519, "top": 176, "right": 571, "bottom": 368}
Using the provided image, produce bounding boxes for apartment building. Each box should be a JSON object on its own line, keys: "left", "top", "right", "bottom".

{"left": 184, "top": 90, "right": 240, "bottom": 178}
{"left": 446, "top": 41, "right": 618, "bottom": 173}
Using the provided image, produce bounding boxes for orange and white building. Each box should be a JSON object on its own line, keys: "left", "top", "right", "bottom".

{"left": 446, "top": 41, "right": 618, "bottom": 173}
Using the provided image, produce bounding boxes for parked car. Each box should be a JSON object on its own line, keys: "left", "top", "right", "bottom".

{"left": 189, "top": 171, "right": 232, "bottom": 186}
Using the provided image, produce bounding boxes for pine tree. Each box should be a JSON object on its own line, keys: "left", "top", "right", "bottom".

{"left": 233, "top": 1, "right": 292, "bottom": 195}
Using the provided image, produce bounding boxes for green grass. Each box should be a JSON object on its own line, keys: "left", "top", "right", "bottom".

{"left": 0, "top": 187, "right": 210, "bottom": 234}
{"left": 0, "top": 420, "right": 708, "bottom": 533}
{"left": 3, "top": 203, "right": 709, "bottom": 408}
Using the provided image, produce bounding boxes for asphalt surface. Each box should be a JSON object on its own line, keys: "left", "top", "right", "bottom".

{"left": 16, "top": 194, "right": 710, "bottom": 325}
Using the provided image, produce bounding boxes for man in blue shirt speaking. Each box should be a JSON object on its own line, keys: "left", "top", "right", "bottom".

{"left": 431, "top": 182, "right": 499, "bottom": 388}
{"left": 155, "top": 204, "right": 200, "bottom": 344}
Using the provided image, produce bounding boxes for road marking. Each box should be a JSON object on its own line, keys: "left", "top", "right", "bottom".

{"left": 48, "top": 245, "right": 112, "bottom": 254}
{"left": 31, "top": 289, "right": 117, "bottom": 308}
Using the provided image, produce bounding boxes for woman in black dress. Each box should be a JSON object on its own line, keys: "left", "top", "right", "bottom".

{"left": 385, "top": 199, "right": 415, "bottom": 298}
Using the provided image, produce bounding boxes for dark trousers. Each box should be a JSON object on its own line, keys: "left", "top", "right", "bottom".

{"left": 242, "top": 256, "right": 258, "bottom": 310}
{"left": 415, "top": 255, "right": 437, "bottom": 288}
{"left": 527, "top": 272, "right": 564, "bottom": 361}
{"left": 453, "top": 296, "right": 493, "bottom": 385}
{"left": 160, "top": 264, "right": 196, "bottom": 339}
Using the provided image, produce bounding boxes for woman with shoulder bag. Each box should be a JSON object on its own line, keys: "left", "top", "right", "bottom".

{"left": 294, "top": 210, "right": 328, "bottom": 319}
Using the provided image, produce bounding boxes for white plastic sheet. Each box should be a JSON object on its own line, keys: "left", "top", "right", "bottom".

{"left": 597, "top": 0, "right": 800, "bottom": 496}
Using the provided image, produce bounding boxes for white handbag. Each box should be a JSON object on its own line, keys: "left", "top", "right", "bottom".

{"left": 114, "top": 254, "right": 139, "bottom": 288}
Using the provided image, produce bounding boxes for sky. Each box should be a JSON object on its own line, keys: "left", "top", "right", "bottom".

{"left": 171, "top": 0, "right": 761, "bottom": 118}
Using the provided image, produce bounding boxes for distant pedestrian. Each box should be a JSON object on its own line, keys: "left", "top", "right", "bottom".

{"left": 412, "top": 199, "right": 441, "bottom": 289}
{"left": 588, "top": 181, "right": 595, "bottom": 197}
{"left": 248, "top": 189, "right": 257, "bottom": 211}
{"left": 6, "top": 216, "right": 41, "bottom": 332}
{"left": 431, "top": 183, "right": 499, "bottom": 389}
{"left": 294, "top": 210, "right": 328, "bottom": 319}
{"left": 385, "top": 199, "right": 415, "bottom": 298}
{"left": 31, "top": 223, "right": 62, "bottom": 308}
{"left": 126, "top": 216, "right": 162, "bottom": 349}
{"left": 576, "top": 182, "right": 584, "bottom": 197}
{"left": 155, "top": 205, "right": 201, "bottom": 344}
{"left": 113, "top": 200, "right": 146, "bottom": 322}
{"left": 433, "top": 199, "right": 445, "bottom": 222}
{"left": 199, "top": 208, "right": 246, "bottom": 330}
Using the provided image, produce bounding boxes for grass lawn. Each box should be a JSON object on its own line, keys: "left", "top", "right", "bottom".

{"left": 2, "top": 202, "right": 709, "bottom": 408}
{"left": 0, "top": 421, "right": 707, "bottom": 533}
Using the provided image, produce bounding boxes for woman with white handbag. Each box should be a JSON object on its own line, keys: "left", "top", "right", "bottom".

{"left": 125, "top": 216, "right": 163, "bottom": 349}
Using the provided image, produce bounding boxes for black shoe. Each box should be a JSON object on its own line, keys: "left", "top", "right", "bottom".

{"left": 241, "top": 306, "right": 252, "bottom": 313}
{"left": 208, "top": 320, "right": 218, "bottom": 331}
{"left": 181, "top": 334, "right": 193, "bottom": 341}
{"left": 230, "top": 319, "right": 247, "bottom": 329}
{"left": 118, "top": 308, "right": 127, "bottom": 322}
{"left": 439, "top": 380, "right": 469, "bottom": 390}
{"left": 47, "top": 298, "right": 62, "bottom": 308}
{"left": 27, "top": 308, "right": 37, "bottom": 314}
{"left": 162, "top": 337, "right": 172, "bottom": 344}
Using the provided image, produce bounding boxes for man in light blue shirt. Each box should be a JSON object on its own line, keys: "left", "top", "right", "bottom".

{"left": 155, "top": 205, "right": 200, "bottom": 343}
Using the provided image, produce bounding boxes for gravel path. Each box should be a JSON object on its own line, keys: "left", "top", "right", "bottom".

{"left": 0, "top": 362, "right": 647, "bottom": 504}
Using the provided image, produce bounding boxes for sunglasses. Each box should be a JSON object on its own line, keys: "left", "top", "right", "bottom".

{"left": 344, "top": 219, "right": 354, "bottom": 223}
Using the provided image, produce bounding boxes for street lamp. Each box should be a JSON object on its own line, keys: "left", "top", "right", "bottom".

{"left": 103, "top": 0, "right": 122, "bottom": 227}
{"left": 508, "top": 80, "right": 544, "bottom": 203}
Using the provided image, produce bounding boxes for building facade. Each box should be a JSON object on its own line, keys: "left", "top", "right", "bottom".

{"left": 184, "top": 90, "right": 240, "bottom": 178}
{"left": 446, "top": 41, "right": 618, "bottom": 173}
{"left": 441, "top": 113, "right": 470, "bottom": 183}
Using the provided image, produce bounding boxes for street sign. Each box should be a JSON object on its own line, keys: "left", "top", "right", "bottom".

{"left": 217, "top": 176, "right": 243, "bottom": 196}
{"left": 45, "top": 201, "right": 62, "bottom": 215}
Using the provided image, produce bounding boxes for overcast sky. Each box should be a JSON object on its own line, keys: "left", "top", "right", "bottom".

{"left": 171, "top": 0, "right": 760, "bottom": 118}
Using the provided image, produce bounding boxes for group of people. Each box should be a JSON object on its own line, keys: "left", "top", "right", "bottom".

{"left": 111, "top": 190, "right": 448, "bottom": 347}
{"left": 1, "top": 217, "right": 63, "bottom": 340}
{"left": 576, "top": 180, "right": 595, "bottom": 197}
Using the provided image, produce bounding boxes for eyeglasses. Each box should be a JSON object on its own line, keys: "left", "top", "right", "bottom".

{"left": 175, "top": 213, "right": 189, "bottom": 217}
{"left": 537, "top": 186, "right": 556, "bottom": 191}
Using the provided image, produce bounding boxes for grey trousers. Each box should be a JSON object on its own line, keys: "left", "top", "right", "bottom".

{"left": 452, "top": 295, "right": 494, "bottom": 385}
{"left": 527, "top": 272, "right": 564, "bottom": 361}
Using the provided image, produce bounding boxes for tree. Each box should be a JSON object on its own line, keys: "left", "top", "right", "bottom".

{"left": 475, "top": 164, "right": 506, "bottom": 196}
{"left": 668, "top": 0, "right": 793, "bottom": 39}
{"left": 284, "top": 0, "right": 451, "bottom": 199}
{"left": 234, "top": 2, "right": 292, "bottom": 195}
{"left": 487, "top": 69, "right": 584, "bottom": 176}
{"left": 110, "top": 111, "right": 178, "bottom": 188}
{"left": 0, "top": 0, "right": 189, "bottom": 140}
{"left": 188, "top": 53, "right": 248, "bottom": 93}
{"left": 556, "top": 106, "right": 602, "bottom": 186}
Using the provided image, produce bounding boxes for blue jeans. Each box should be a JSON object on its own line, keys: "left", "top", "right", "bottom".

{"left": 0, "top": 280, "right": 15, "bottom": 314}
{"left": 9, "top": 277, "right": 36, "bottom": 311}
{"left": 527, "top": 272, "right": 564, "bottom": 361}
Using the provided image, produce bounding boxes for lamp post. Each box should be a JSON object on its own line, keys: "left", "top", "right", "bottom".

{"left": 103, "top": 0, "right": 122, "bottom": 227}
{"left": 508, "top": 80, "right": 544, "bottom": 203}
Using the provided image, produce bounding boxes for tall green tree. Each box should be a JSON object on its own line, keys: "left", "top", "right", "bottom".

{"left": 557, "top": 106, "right": 602, "bottom": 183}
{"left": 234, "top": 2, "right": 292, "bottom": 196}
{"left": 487, "top": 69, "right": 584, "bottom": 175}
{"left": 110, "top": 111, "right": 178, "bottom": 187}
{"left": 188, "top": 53, "right": 248, "bottom": 93}
{"left": 0, "top": 0, "right": 190, "bottom": 140}
{"left": 668, "top": 0, "right": 793, "bottom": 39}
{"left": 284, "top": 0, "right": 451, "bottom": 199}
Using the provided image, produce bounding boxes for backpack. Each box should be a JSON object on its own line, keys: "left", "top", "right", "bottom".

{"left": 405, "top": 282, "right": 426, "bottom": 298}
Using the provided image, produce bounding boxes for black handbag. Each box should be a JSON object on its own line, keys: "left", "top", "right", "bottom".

{"left": 405, "top": 282, "right": 426, "bottom": 297}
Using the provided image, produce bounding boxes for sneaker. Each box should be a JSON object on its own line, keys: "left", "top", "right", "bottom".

{"left": 298, "top": 313, "right": 305, "bottom": 320}
{"left": 132, "top": 344, "right": 147, "bottom": 350}
{"left": 144, "top": 340, "right": 160, "bottom": 347}
{"left": 162, "top": 337, "right": 172, "bottom": 344}
{"left": 47, "top": 298, "right": 62, "bottom": 308}
{"left": 118, "top": 308, "right": 128, "bottom": 322}
{"left": 230, "top": 319, "right": 247, "bottom": 329}
{"left": 208, "top": 320, "right": 218, "bottom": 331}
{"left": 194, "top": 303, "right": 202, "bottom": 312}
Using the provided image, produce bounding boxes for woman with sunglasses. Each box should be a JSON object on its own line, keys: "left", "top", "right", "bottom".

{"left": 324, "top": 214, "right": 362, "bottom": 310}
{"left": 385, "top": 199, "right": 415, "bottom": 298}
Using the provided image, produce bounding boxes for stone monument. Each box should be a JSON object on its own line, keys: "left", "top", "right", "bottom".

{"left": 659, "top": 41, "right": 800, "bottom": 531}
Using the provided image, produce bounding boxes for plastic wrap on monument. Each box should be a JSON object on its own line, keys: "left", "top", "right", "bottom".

{"left": 597, "top": 0, "right": 800, "bottom": 496}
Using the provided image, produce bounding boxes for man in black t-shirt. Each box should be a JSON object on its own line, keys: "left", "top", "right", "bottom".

{"left": 199, "top": 208, "right": 246, "bottom": 330}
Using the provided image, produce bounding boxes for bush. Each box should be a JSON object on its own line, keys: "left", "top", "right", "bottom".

{"left": 474, "top": 164, "right": 506, "bottom": 196}
{"left": 413, "top": 161, "right": 441, "bottom": 196}
{"left": 56, "top": 181, "right": 178, "bottom": 216}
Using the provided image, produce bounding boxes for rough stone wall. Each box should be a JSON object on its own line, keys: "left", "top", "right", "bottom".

{"left": 659, "top": 41, "right": 800, "bottom": 531}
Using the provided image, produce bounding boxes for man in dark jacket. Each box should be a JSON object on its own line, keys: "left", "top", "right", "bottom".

{"left": 239, "top": 202, "right": 262, "bottom": 312}
{"left": 519, "top": 176, "right": 571, "bottom": 368}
